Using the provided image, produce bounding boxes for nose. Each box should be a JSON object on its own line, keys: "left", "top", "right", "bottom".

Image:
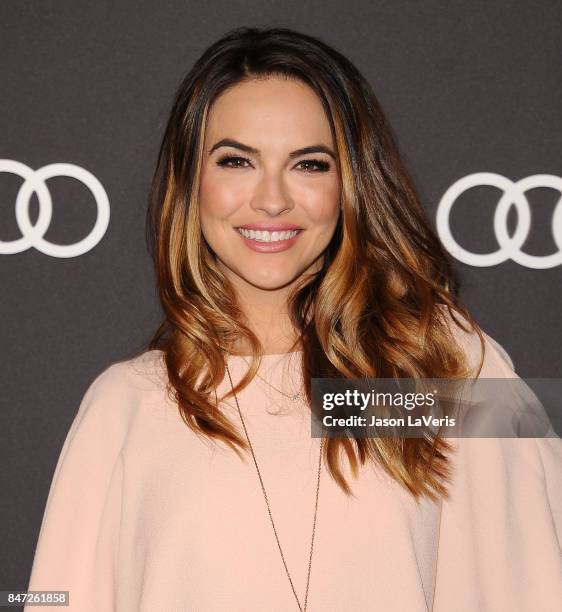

{"left": 250, "top": 170, "right": 294, "bottom": 216}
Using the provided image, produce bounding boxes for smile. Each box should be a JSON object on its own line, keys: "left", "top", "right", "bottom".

{"left": 235, "top": 227, "right": 304, "bottom": 253}
{"left": 236, "top": 228, "right": 300, "bottom": 242}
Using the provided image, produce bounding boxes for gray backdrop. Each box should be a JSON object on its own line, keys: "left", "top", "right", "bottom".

{"left": 2, "top": 0, "right": 561, "bottom": 596}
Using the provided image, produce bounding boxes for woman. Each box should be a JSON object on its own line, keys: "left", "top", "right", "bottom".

{"left": 26, "top": 27, "right": 561, "bottom": 611}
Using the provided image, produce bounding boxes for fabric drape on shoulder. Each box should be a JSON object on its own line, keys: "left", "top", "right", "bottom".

{"left": 25, "top": 320, "right": 562, "bottom": 611}
{"left": 433, "top": 321, "right": 562, "bottom": 611}
{"left": 25, "top": 362, "right": 132, "bottom": 612}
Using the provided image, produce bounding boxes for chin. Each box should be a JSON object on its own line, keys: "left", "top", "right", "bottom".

{"left": 242, "top": 269, "right": 300, "bottom": 290}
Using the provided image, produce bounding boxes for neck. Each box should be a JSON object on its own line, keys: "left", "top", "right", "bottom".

{"left": 228, "top": 280, "right": 301, "bottom": 356}
{"left": 220, "top": 257, "right": 323, "bottom": 356}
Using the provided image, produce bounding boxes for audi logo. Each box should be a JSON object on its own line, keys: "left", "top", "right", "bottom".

{"left": 0, "top": 159, "right": 110, "bottom": 258}
{"left": 3, "top": 163, "right": 560, "bottom": 267}
{"left": 437, "top": 172, "right": 562, "bottom": 269}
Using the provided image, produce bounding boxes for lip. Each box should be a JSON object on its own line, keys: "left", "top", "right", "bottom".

{"left": 235, "top": 227, "right": 303, "bottom": 253}
{"left": 236, "top": 222, "right": 303, "bottom": 231}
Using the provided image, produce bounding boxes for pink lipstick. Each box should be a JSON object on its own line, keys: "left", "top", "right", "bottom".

{"left": 235, "top": 226, "right": 304, "bottom": 253}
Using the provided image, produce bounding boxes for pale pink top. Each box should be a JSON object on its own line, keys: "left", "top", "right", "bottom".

{"left": 25, "top": 321, "right": 562, "bottom": 611}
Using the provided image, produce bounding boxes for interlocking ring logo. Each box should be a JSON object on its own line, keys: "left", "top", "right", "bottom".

{"left": 0, "top": 159, "right": 110, "bottom": 258}
{"left": 437, "top": 173, "right": 562, "bottom": 269}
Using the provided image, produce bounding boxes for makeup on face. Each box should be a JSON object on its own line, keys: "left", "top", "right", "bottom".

{"left": 234, "top": 223, "right": 304, "bottom": 253}
{"left": 198, "top": 77, "right": 341, "bottom": 287}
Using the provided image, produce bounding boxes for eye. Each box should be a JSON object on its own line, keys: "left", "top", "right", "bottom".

{"left": 216, "top": 155, "right": 252, "bottom": 169}
{"left": 215, "top": 155, "right": 331, "bottom": 172}
{"left": 296, "top": 159, "right": 331, "bottom": 173}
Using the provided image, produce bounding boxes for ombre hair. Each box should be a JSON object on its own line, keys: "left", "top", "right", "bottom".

{"left": 145, "top": 26, "right": 485, "bottom": 500}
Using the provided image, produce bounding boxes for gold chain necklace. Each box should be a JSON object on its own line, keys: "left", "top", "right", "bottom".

{"left": 225, "top": 361, "right": 324, "bottom": 612}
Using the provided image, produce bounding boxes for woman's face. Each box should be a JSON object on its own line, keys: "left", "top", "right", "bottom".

{"left": 199, "top": 76, "right": 341, "bottom": 292}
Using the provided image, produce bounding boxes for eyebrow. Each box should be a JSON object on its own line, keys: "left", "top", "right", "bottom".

{"left": 208, "top": 138, "right": 336, "bottom": 161}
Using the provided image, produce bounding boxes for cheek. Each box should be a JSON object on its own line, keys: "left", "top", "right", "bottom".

{"left": 199, "top": 170, "right": 247, "bottom": 219}
{"left": 303, "top": 180, "right": 341, "bottom": 224}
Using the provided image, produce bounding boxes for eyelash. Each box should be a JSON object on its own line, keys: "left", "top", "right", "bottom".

{"left": 216, "top": 155, "right": 331, "bottom": 173}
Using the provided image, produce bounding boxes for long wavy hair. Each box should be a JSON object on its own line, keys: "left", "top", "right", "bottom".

{"left": 145, "top": 26, "right": 485, "bottom": 501}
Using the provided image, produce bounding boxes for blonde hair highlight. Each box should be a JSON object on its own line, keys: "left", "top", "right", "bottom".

{"left": 145, "top": 27, "right": 485, "bottom": 501}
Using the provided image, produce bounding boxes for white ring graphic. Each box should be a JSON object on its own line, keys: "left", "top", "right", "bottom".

{"left": 0, "top": 159, "right": 110, "bottom": 258}
{"left": 437, "top": 172, "right": 562, "bottom": 269}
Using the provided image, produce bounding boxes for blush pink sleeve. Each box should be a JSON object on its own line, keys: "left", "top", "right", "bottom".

{"left": 25, "top": 363, "right": 130, "bottom": 612}
{"left": 433, "top": 323, "right": 562, "bottom": 610}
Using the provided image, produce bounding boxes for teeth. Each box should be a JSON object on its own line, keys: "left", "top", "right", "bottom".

{"left": 237, "top": 228, "right": 299, "bottom": 242}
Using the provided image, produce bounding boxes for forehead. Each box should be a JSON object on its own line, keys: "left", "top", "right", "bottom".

{"left": 204, "top": 76, "right": 334, "bottom": 145}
